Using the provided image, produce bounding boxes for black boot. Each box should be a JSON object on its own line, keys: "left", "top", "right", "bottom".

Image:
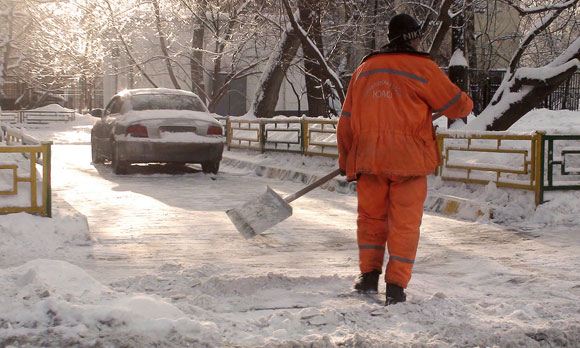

{"left": 353, "top": 270, "right": 381, "bottom": 293}
{"left": 385, "top": 283, "right": 406, "bottom": 305}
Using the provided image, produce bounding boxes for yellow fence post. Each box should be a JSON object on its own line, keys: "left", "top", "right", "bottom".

{"left": 41, "top": 141, "right": 52, "bottom": 217}
{"left": 436, "top": 133, "right": 445, "bottom": 176}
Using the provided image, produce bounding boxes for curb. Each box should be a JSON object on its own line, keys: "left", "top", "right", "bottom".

{"left": 223, "top": 153, "right": 493, "bottom": 221}
{"left": 425, "top": 194, "right": 494, "bottom": 221}
{"left": 222, "top": 156, "right": 357, "bottom": 195}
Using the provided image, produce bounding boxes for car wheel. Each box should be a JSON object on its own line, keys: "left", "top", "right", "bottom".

{"left": 91, "top": 134, "right": 105, "bottom": 164}
{"left": 111, "top": 143, "right": 129, "bottom": 175}
{"left": 201, "top": 160, "right": 220, "bottom": 174}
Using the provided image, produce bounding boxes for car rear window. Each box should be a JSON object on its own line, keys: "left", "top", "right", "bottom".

{"left": 130, "top": 94, "right": 207, "bottom": 112}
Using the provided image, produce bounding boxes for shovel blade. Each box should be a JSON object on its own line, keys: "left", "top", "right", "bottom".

{"left": 226, "top": 186, "right": 293, "bottom": 238}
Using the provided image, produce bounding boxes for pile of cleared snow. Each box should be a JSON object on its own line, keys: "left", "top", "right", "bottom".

{"left": 109, "top": 261, "right": 580, "bottom": 347}
{"left": 0, "top": 150, "right": 91, "bottom": 263}
{"left": 20, "top": 113, "right": 96, "bottom": 144}
{"left": 0, "top": 209, "right": 91, "bottom": 267}
{"left": 0, "top": 260, "right": 220, "bottom": 346}
{"left": 29, "top": 104, "right": 75, "bottom": 113}
{"left": 509, "top": 108, "right": 580, "bottom": 134}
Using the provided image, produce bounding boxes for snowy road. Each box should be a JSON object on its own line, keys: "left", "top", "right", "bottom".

{"left": 51, "top": 145, "right": 359, "bottom": 283}
{"left": 45, "top": 144, "right": 579, "bottom": 346}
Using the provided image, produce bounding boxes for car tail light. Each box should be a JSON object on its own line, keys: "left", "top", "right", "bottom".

{"left": 126, "top": 124, "right": 148, "bottom": 138}
{"left": 207, "top": 125, "right": 223, "bottom": 136}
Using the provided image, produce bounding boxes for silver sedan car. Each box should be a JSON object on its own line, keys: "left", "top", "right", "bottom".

{"left": 90, "top": 88, "right": 224, "bottom": 174}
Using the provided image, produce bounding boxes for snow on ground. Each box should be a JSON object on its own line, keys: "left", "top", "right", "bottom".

{"left": 0, "top": 109, "right": 579, "bottom": 346}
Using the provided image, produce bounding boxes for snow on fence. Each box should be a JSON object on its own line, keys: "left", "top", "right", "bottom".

{"left": 0, "top": 123, "right": 52, "bottom": 217}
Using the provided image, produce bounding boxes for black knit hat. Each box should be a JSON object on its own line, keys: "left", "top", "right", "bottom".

{"left": 388, "top": 14, "right": 422, "bottom": 43}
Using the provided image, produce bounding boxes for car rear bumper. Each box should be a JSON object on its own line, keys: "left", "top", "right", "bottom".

{"left": 115, "top": 139, "right": 224, "bottom": 164}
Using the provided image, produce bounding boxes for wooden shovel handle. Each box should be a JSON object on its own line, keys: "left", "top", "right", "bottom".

{"left": 284, "top": 168, "right": 342, "bottom": 204}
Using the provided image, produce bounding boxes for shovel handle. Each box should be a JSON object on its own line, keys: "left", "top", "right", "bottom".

{"left": 284, "top": 168, "right": 342, "bottom": 204}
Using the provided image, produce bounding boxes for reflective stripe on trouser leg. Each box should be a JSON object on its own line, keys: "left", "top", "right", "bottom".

{"left": 385, "top": 175, "right": 427, "bottom": 288}
{"left": 357, "top": 174, "right": 389, "bottom": 273}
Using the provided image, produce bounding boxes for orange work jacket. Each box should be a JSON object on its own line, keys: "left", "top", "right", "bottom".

{"left": 337, "top": 51, "right": 473, "bottom": 181}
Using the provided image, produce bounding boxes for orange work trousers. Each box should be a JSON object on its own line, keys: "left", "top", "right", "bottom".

{"left": 357, "top": 174, "right": 427, "bottom": 288}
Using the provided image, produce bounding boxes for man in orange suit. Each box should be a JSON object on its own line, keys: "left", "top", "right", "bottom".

{"left": 337, "top": 13, "right": 473, "bottom": 305}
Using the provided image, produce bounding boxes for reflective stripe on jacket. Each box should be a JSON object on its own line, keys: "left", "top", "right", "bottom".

{"left": 337, "top": 52, "right": 473, "bottom": 180}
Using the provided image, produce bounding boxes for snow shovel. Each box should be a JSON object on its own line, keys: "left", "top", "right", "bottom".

{"left": 227, "top": 168, "right": 342, "bottom": 238}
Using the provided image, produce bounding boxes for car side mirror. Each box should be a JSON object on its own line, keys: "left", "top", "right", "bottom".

{"left": 90, "top": 108, "right": 103, "bottom": 117}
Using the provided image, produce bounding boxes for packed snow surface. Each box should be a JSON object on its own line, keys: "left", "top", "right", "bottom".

{"left": 0, "top": 108, "right": 579, "bottom": 346}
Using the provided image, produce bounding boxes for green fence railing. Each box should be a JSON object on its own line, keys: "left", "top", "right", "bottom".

{"left": 540, "top": 134, "right": 580, "bottom": 203}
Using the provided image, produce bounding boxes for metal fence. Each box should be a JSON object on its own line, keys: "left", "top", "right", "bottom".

{"left": 541, "top": 134, "right": 580, "bottom": 203}
{"left": 0, "top": 109, "right": 75, "bottom": 124}
{"left": 0, "top": 124, "right": 52, "bottom": 217}
{"left": 224, "top": 116, "right": 338, "bottom": 157}
{"left": 222, "top": 116, "right": 580, "bottom": 205}
{"left": 436, "top": 131, "right": 544, "bottom": 205}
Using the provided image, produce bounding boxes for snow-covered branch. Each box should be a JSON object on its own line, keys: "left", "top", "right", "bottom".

{"left": 469, "top": 36, "right": 580, "bottom": 131}
{"left": 503, "top": 0, "right": 578, "bottom": 15}
{"left": 508, "top": 0, "right": 578, "bottom": 74}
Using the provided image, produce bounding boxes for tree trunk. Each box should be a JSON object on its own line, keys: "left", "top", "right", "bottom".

{"left": 448, "top": 0, "right": 469, "bottom": 126}
{"left": 152, "top": 0, "right": 181, "bottom": 90}
{"left": 0, "top": 4, "right": 15, "bottom": 101}
{"left": 191, "top": 12, "right": 205, "bottom": 98}
{"left": 251, "top": 26, "right": 301, "bottom": 118}
{"left": 429, "top": 0, "right": 454, "bottom": 61}
{"left": 298, "top": 0, "right": 328, "bottom": 117}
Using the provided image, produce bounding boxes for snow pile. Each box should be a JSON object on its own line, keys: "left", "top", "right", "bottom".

{"left": 0, "top": 209, "right": 91, "bottom": 267}
{"left": 109, "top": 261, "right": 580, "bottom": 347}
{"left": 29, "top": 104, "right": 75, "bottom": 113}
{"left": 508, "top": 108, "right": 580, "bottom": 133}
{"left": 0, "top": 260, "right": 220, "bottom": 346}
{"left": 21, "top": 113, "right": 96, "bottom": 144}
